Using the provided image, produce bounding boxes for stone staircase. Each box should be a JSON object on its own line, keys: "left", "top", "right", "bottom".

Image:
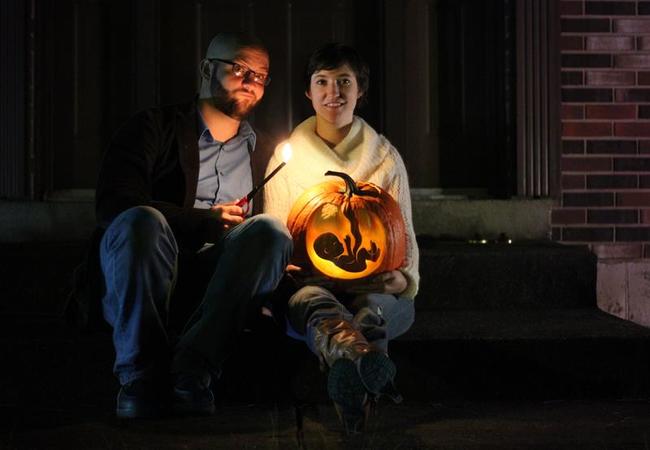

{"left": 2, "top": 198, "right": 650, "bottom": 412}
{"left": 391, "top": 240, "right": 650, "bottom": 401}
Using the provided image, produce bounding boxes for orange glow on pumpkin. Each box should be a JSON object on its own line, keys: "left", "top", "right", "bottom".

{"left": 288, "top": 171, "right": 406, "bottom": 280}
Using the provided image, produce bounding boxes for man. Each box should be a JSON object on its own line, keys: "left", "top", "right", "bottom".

{"left": 94, "top": 32, "right": 292, "bottom": 418}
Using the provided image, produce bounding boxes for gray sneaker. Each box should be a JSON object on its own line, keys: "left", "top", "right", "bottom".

{"left": 327, "top": 351, "right": 401, "bottom": 434}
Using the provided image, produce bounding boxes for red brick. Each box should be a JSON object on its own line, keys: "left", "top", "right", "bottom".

{"left": 563, "top": 227, "right": 614, "bottom": 242}
{"left": 563, "top": 18, "right": 611, "bottom": 33}
{"left": 562, "top": 104, "right": 585, "bottom": 119}
{"left": 552, "top": 208, "right": 586, "bottom": 224}
{"left": 562, "top": 71, "right": 584, "bottom": 85}
{"left": 587, "top": 140, "right": 637, "bottom": 154}
{"left": 565, "top": 192, "right": 615, "bottom": 207}
{"left": 561, "top": 1, "right": 583, "bottom": 15}
{"left": 616, "top": 226, "right": 650, "bottom": 241}
{"left": 563, "top": 140, "right": 585, "bottom": 154}
{"left": 587, "top": 174, "right": 638, "bottom": 188}
{"left": 615, "top": 55, "right": 650, "bottom": 69}
{"left": 641, "top": 2, "right": 650, "bottom": 15}
{"left": 585, "top": 1, "right": 636, "bottom": 16}
{"left": 562, "top": 54, "right": 611, "bottom": 69}
{"left": 614, "top": 122, "right": 650, "bottom": 137}
{"left": 614, "top": 158, "right": 650, "bottom": 171}
{"left": 642, "top": 209, "right": 650, "bottom": 224}
{"left": 617, "top": 192, "right": 650, "bottom": 207}
{"left": 585, "top": 104, "right": 636, "bottom": 119}
{"left": 561, "top": 36, "right": 584, "bottom": 51}
{"left": 614, "top": 19, "right": 650, "bottom": 33}
{"left": 562, "top": 121, "right": 612, "bottom": 137}
{"left": 592, "top": 243, "right": 644, "bottom": 259}
{"left": 639, "top": 37, "right": 650, "bottom": 51}
{"left": 640, "top": 106, "right": 650, "bottom": 119}
{"left": 639, "top": 72, "right": 650, "bottom": 85}
{"left": 561, "top": 156, "right": 612, "bottom": 171}
{"left": 589, "top": 209, "right": 638, "bottom": 224}
{"left": 562, "top": 174, "right": 586, "bottom": 189}
{"left": 641, "top": 141, "right": 650, "bottom": 153}
{"left": 585, "top": 71, "right": 635, "bottom": 86}
{"left": 586, "top": 36, "right": 634, "bottom": 51}
{"left": 563, "top": 88, "right": 613, "bottom": 103}
{"left": 615, "top": 89, "right": 650, "bottom": 102}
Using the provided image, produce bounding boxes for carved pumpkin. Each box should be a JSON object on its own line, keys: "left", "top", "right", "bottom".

{"left": 287, "top": 171, "right": 406, "bottom": 280}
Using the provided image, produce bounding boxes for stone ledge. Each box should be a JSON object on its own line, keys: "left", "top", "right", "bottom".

{"left": 597, "top": 259, "right": 650, "bottom": 328}
{"left": 412, "top": 198, "right": 556, "bottom": 241}
{"left": 0, "top": 200, "right": 95, "bottom": 243}
{"left": 0, "top": 193, "right": 556, "bottom": 243}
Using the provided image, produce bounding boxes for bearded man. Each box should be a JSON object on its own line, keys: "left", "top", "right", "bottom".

{"left": 93, "top": 33, "right": 292, "bottom": 419}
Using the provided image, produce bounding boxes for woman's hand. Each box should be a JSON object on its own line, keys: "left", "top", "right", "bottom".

{"left": 211, "top": 201, "right": 245, "bottom": 229}
{"left": 341, "top": 270, "right": 407, "bottom": 295}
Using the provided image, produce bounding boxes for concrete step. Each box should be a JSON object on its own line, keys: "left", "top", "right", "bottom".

{"left": 392, "top": 309, "right": 650, "bottom": 400}
{"left": 0, "top": 242, "right": 87, "bottom": 316}
{"left": 0, "top": 239, "right": 596, "bottom": 316}
{"left": 417, "top": 240, "right": 596, "bottom": 310}
{"left": 2, "top": 311, "right": 649, "bottom": 412}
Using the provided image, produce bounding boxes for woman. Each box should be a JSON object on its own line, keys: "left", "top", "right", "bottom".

{"left": 264, "top": 43, "right": 419, "bottom": 433}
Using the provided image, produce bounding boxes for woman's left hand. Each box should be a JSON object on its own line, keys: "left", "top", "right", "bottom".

{"left": 340, "top": 270, "right": 407, "bottom": 295}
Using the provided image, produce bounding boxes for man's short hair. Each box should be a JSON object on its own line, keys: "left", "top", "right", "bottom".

{"left": 205, "top": 32, "right": 269, "bottom": 60}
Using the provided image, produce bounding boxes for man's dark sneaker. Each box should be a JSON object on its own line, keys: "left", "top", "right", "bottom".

{"left": 116, "top": 378, "right": 164, "bottom": 419}
{"left": 327, "top": 351, "right": 401, "bottom": 434}
{"left": 171, "top": 373, "right": 215, "bottom": 416}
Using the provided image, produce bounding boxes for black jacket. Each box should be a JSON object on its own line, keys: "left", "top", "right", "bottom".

{"left": 70, "top": 100, "right": 275, "bottom": 330}
{"left": 96, "top": 100, "right": 273, "bottom": 252}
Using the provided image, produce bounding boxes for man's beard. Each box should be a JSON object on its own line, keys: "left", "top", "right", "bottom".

{"left": 210, "top": 82, "right": 258, "bottom": 120}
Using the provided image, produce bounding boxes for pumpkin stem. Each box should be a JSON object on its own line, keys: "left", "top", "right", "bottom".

{"left": 324, "top": 171, "right": 363, "bottom": 197}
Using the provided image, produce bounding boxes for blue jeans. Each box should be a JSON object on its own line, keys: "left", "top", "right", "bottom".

{"left": 100, "top": 206, "right": 292, "bottom": 385}
{"left": 286, "top": 285, "right": 415, "bottom": 354}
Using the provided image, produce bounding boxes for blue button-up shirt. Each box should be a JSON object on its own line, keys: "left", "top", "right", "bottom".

{"left": 194, "top": 112, "right": 256, "bottom": 214}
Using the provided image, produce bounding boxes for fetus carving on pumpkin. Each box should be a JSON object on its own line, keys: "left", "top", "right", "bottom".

{"left": 312, "top": 204, "right": 381, "bottom": 273}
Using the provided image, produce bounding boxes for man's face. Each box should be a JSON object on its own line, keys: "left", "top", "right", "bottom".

{"left": 210, "top": 47, "right": 270, "bottom": 120}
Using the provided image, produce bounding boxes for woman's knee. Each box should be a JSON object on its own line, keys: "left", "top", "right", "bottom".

{"left": 287, "top": 285, "right": 343, "bottom": 334}
{"left": 288, "top": 285, "right": 337, "bottom": 309}
{"left": 387, "top": 297, "right": 415, "bottom": 339}
{"left": 353, "top": 293, "right": 415, "bottom": 338}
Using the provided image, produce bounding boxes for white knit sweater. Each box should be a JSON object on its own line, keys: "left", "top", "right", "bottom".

{"left": 263, "top": 116, "right": 420, "bottom": 299}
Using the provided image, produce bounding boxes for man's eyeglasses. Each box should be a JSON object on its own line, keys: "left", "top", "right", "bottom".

{"left": 210, "top": 58, "right": 271, "bottom": 86}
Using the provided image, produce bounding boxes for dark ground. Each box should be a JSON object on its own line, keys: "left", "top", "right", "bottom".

{"left": 2, "top": 241, "right": 650, "bottom": 449}
{"left": 1, "top": 316, "right": 650, "bottom": 450}
{"left": 3, "top": 397, "right": 650, "bottom": 449}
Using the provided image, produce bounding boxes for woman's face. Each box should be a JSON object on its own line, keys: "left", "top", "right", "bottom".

{"left": 306, "top": 64, "right": 362, "bottom": 128}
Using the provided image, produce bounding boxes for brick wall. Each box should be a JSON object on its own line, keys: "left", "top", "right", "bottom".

{"left": 555, "top": 0, "right": 650, "bottom": 259}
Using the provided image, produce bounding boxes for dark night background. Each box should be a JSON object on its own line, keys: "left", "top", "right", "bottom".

{"left": 2, "top": 0, "right": 650, "bottom": 448}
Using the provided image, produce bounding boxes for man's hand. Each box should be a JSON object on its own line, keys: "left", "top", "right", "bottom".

{"left": 341, "top": 270, "right": 408, "bottom": 295}
{"left": 211, "top": 201, "right": 245, "bottom": 229}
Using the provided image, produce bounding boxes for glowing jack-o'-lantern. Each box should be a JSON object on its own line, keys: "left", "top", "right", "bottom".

{"left": 287, "top": 171, "right": 406, "bottom": 280}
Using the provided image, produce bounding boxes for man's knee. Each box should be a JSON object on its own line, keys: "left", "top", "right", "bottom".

{"left": 239, "top": 214, "right": 293, "bottom": 255}
{"left": 105, "top": 206, "right": 176, "bottom": 254}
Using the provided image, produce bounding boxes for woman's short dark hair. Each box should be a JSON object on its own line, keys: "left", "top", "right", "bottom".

{"left": 304, "top": 43, "right": 370, "bottom": 105}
